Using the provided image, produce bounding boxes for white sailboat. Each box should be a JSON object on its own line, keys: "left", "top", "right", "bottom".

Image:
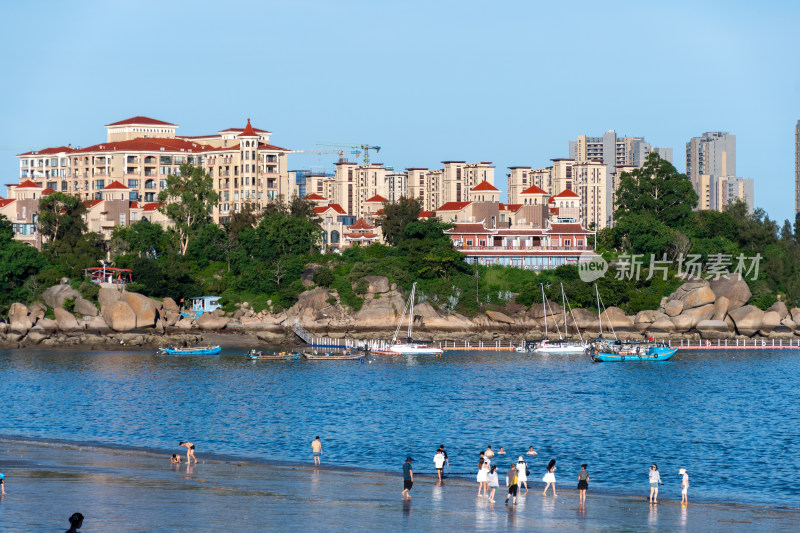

{"left": 533, "top": 283, "right": 588, "bottom": 354}
{"left": 381, "top": 282, "right": 443, "bottom": 356}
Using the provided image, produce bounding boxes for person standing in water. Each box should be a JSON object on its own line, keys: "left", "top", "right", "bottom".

{"left": 487, "top": 465, "right": 499, "bottom": 502}
{"left": 526, "top": 446, "right": 538, "bottom": 456}
{"left": 402, "top": 457, "right": 414, "bottom": 498}
{"left": 542, "top": 459, "right": 557, "bottom": 496}
{"left": 516, "top": 456, "right": 529, "bottom": 493}
{"left": 433, "top": 449, "right": 446, "bottom": 483}
{"left": 505, "top": 463, "right": 519, "bottom": 505}
{"left": 577, "top": 464, "right": 589, "bottom": 506}
{"left": 311, "top": 436, "right": 323, "bottom": 465}
{"left": 66, "top": 512, "right": 84, "bottom": 532}
{"left": 485, "top": 445, "right": 495, "bottom": 459}
{"left": 679, "top": 468, "right": 689, "bottom": 505}
{"left": 179, "top": 442, "right": 197, "bottom": 464}
{"left": 649, "top": 464, "right": 663, "bottom": 503}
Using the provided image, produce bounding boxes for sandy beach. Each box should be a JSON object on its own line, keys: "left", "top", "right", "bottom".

{"left": 0, "top": 438, "right": 797, "bottom": 532}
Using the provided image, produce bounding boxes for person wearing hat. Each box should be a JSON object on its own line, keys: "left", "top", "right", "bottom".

{"left": 649, "top": 464, "right": 663, "bottom": 503}
{"left": 679, "top": 468, "right": 689, "bottom": 505}
{"left": 516, "top": 456, "right": 529, "bottom": 493}
{"left": 0, "top": 472, "right": 5, "bottom": 495}
{"left": 402, "top": 457, "right": 414, "bottom": 498}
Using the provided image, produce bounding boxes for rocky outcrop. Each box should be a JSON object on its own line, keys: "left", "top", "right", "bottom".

{"left": 681, "top": 285, "right": 716, "bottom": 310}
{"left": 712, "top": 296, "right": 730, "bottom": 321}
{"left": 681, "top": 304, "right": 715, "bottom": 328}
{"left": 362, "top": 276, "right": 390, "bottom": 294}
{"left": 766, "top": 301, "right": 788, "bottom": 320}
{"left": 74, "top": 297, "right": 98, "bottom": 317}
{"left": 696, "top": 319, "right": 733, "bottom": 340}
{"left": 162, "top": 297, "right": 180, "bottom": 313}
{"left": 42, "top": 284, "right": 81, "bottom": 309}
{"left": 709, "top": 274, "right": 751, "bottom": 311}
{"left": 164, "top": 310, "right": 181, "bottom": 326}
{"left": 175, "top": 318, "right": 194, "bottom": 330}
{"left": 101, "top": 300, "right": 137, "bottom": 332}
{"left": 669, "top": 314, "right": 693, "bottom": 332}
{"left": 354, "top": 291, "right": 405, "bottom": 328}
{"left": 85, "top": 316, "right": 112, "bottom": 334}
{"left": 633, "top": 310, "right": 668, "bottom": 332}
{"left": 98, "top": 287, "right": 122, "bottom": 309}
{"left": 195, "top": 313, "right": 228, "bottom": 330}
{"left": 728, "top": 305, "right": 764, "bottom": 337}
{"left": 35, "top": 318, "right": 58, "bottom": 333}
{"left": 486, "top": 310, "right": 515, "bottom": 325}
{"left": 121, "top": 292, "right": 157, "bottom": 328}
{"left": 572, "top": 308, "right": 601, "bottom": 331}
{"left": 649, "top": 318, "right": 675, "bottom": 333}
{"left": 8, "top": 302, "right": 33, "bottom": 334}
{"left": 664, "top": 300, "right": 683, "bottom": 317}
{"left": 758, "top": 311, "right": 781, "bottom": 336}
{"left": 54, "top": 308, "right": 82, "bottom": 333}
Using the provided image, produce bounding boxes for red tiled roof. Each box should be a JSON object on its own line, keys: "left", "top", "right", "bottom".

{"left": 203, "top": 143, "right": 239, "bottom": 152}
{"left": 521, "top": 184, "right": 547, "bottom": 195}
{"left": 552, "top": 189, "right": 580, "bottom": 199}
{"left": 220, "top": 126, "right": 271, "bottom": 134}
{"left": 141, "top": 202, "right": 160, "bottom": 211}
{"left": 258, "top": 142, "right": 289, "bottom": 152}
{"left": 17, "top": 179, "right": 41, "bottom": 188}
{"left": 41, "top": 187, "right": 55, "bottom": 195}
{"left": 129, "top": 201, "right": 139, "bottom": 209}
{"left": 0, "top": 198, "right": 15, "bottom": 208}
{"left": 72, "top": 137, "right": 207, "bottom": 154}
{"left": 348, "top": 218, "right": 376, "bottom": 230}
{"left": 314, "top": 204, "right": 346, "bottom": 215}
{"left": 103, "top": 181, "right": 128, "bottom": 190}
{"left": 304, "top": 193, "right": 327, "bottom": 201}
{"left": 106, "top": 116, "right": 176, "bottom": 127}
{"left": 238, "top": 119, "right": 258, "bottom": 137}
{"left": 549, "top": 206, "right": 559, "bottom": 215}
{"left": 365, "top": 194, "right": 389, "bottom": 203}
{"left": 496, "top": 229, "right": 545, "bottom": 236}
{"left": 501, "top": 203, "right": 523, "bottom": 212}
{"left": 345, "top": 232, "right": 378, "bottom": 239}
{"left": 471, "top": 180, "right": 499, "bottom": 192}
{"left": 17, "top": 146, "right": 75, "bottom": 156}
{"left": 84, "top": 199, "right": 102, "bottom": 208}
{"left": 419, "top": 210, "right": 435, "bottom": 218}
{"left": 376, "top": 208, "right": 384, "bottom": 215}
{"left": 437, "top": 201, "right": 472, "bottom": 211}
{"left": 444, "top": 223, "right": 493, "bottom": 234}
{"left": 548, "top": 223, "right": 590, "bottom": 234}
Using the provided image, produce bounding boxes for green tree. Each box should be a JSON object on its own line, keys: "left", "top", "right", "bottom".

{"left": 38, "top": 192, "right": 87, "bottom": 244}
{"left": 615, "top": 152, "right": 698, "bottom": 228}
{"left": 111, "top": 220, "right": 168, "bottom": 258}
{"left": 377, "top": 197, "right": 421, "bottom": 246}
{"left": 0, "top": 215, "right": 46, "bottom": 312}
{"left": 158, "top": 164, "right": 219, "bottom": 255}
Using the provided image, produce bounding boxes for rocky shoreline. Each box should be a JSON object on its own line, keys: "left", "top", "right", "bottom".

{"left": 2, "top": 274, "right": 799, "bottom": 349}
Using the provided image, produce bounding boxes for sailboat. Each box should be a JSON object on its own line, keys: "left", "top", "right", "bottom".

{"left": 533, "top": 283, "right": 589, "bottom": 354}
{"left": 377, "top": 282, "right": 443, "bottom": 356}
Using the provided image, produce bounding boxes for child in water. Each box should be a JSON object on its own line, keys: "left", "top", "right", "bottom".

{"left": 170, "top": 454, "right": 181, "bottom": 464}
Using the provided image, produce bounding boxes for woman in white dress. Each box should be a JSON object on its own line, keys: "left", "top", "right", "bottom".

{"left": 516, "top": 456, "right": 529, "bottom": 493}
{"left": 542, "top": 458, "right": 557, "bottom": 496}
{"left": 477, "top": 457, "right": 489, "bottom": 497}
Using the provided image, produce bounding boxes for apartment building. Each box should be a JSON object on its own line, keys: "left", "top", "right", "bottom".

{"left": 16, "top": 116, "right": 291, "bottom": 225}
{"left": 685, "top": 131, "right": 737, "bottom": 211}
{"left": 569, "top": 131, "right": 672, "bottom": 177}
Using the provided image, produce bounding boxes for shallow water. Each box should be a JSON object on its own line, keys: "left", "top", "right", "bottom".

{"left": 0, "top": 346, "right": 798, "bottom": 507}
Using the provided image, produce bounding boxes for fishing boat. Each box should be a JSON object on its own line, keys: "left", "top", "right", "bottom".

{"left": 302, "top": 351, "right": 364, "bottom": 361}
{"left": 378, "top": 282, "right": 443, "bottom": 356}
{"left": 530, "top": 283, "right": 588, "bottom": 354}
{"left": 246, "top": 349, "right": 300, "bottom": 360}
{"left": 158, "top": 345, "right": 221, "bottom": 355}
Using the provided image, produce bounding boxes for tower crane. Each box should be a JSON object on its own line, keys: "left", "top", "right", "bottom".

{"left": 289, "top": 149, "right": 362, "bottom": 163}
{"left": 316, "top": 143, "right": 381, "bottom": 164}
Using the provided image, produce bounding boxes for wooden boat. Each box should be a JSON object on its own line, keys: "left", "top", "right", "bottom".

{"left": 158, "top": 345, "right": 221, "bottom": 355}
{"left": 246, "top": 350, "right": 300, "bottom": 360}
{"left": 588, "top": 341, "right": 677, "bottom": 362}
{"left": 302, "top": 351, "right": 364, "bottom": 361}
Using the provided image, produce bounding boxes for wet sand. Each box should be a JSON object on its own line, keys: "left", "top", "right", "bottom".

{"left": 0, "top": 438, "right": 797, "bottom": 532}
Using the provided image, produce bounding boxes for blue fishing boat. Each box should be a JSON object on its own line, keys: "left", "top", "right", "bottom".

{"left": 158, "top": 345, "right": 222, "bottom": 355}
{"left": 587, "top": 340, "right": 677, "bottom": 362}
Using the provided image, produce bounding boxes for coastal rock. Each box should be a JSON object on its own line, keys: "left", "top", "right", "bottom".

{"left": 695, "top": 319, "right": 733, "bottom": 340}
{"left": 572, "top": 308, "right": 601, "bottom": 331}
{"left": 301, "top": 264, "right": 322, "bottom": 287}
{"left": 681, "top": 304, "right": 715, "bottom": 328}
{"left": 791, "top": 308, "right": 800, "bottom": 326}
{"left": 195, "top": 314, "right": 228, "bottom": 330}
{"left": 415, "top": 302, "right": 473, "bottom": 331}
{"left": 649, "top": 318, "right": 675, "bottom": 333}
{"left": 485, "top": 310, "right": 515, "bottom": 325}
{"left": 633, "top": 309, "right": 667, "bottom": 331}
{"left": 155, "top": 318, "right": 165, "bottom": 334}
{"left": 8, "top": 302, "right": 32, "bottom": 333}
{"left": 98, "top": 287, "right": 122, "bottom": 309}
{"left": 712, "top": 296, "right": 730, "bottom": 321}
{"left": 121, "top": 292, "right": 157, "bottom": 328}
{"left": 288, "top": 288, "right": 334, "bottom": 317}
{"left": 175, "top": 318, "right": 194, "bottom": 330}
{"left": 781, "top": 317, "right": 796, "bottom": 330}
{"left": 709, "top": 274, "right": 751, "bottom": 311}
{"left": 101, "top": 301, "right": 137, "bottom": 332}
{"left": 162, "top": 297, "right": 180, "bottom": 313}
{"left": 666, "top": 281, "right": 708, "bottom": 303}
{"left": 766, "top": 301, "right": 789, "bottom": 320}
{"left": 664, "top": 300, "right": 683, "bottom": 317}
{"left": 42, "top": 284, "right": 81, "bottom": 309}
{"left": 35, "top": 318, "right": 58, "bottom": 333}
{"left": 54, "top": 308, "right": 82, "bottom": 333}
{"left": 728, "top": 305, "right": 764, "bottom": 336}
{"left": 354, "top": 291, "right": 405, "bottom": 328}
{"left": 669, "top": 314, "right": 693, "bottom": 332}
{"left": 680, "top": 285, "right": 716, "bottom": 310}
{"left": 165, "top": 310, "right": 181, "bottom": 326}
{"left": 528, "top": 300, "right": 564, "bottom": 320}
{"left": 362, "top": 276, "right": 390, "bottom": 294}
{"left": 25, "top": 327, "right": 48, "bottom": 344}
{"left": 602, "top": 307, "right": 634, "bottom": 331}
{"left": 758, "top": 311, "right": 781, "bottom": 336}
{"left": 85, "top": 316, "right": 112, "bottom": 334}
{"left": 74, "top": 297, "right": 98, "bottom": 317}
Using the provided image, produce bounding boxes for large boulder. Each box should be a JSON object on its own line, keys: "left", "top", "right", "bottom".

{"left": 758, "top": 311, "right": 781, "bottom": 336}
{"left": 766, "top": 301, "right": 789, "bottom": 320}
{"left": 633, "top": 309, "right": 668, "bottom": 331}
{"left": 85, "top": 316, "right": 112, "bottom": 334}
{"left": 74, "top": 297, "right": 98, "bottom": 317}
{"left": 162, "top": 297, "right": 180, "bottom": 313}
{"left": 354, "top": 291, "right": 406, "bottom": 328}
{"left": 362, "top": 276, "right": 390, "bottom": 294}
{"left": 680, "top": 285, "right": 716, "bottom": 310}
{"left": 42, "top": 284, "right": 81, "bottom": 309}
{"left": 709, "top": 274, "right": 751, "bottom": 311}
{"left": 164, "top": 310, "right": 181, "bottom": 326}
{"left": 54, "top": 308, "right": 82, "bottom": 333}
{"left": 572, "top": 308, "right": 601, "bottom": 332}
{"left": 681, "top": 304, "right": 715, "bottom": 328}
{"left": 34, "top": 318, "right": 58, "bottom": 333}
{"left": 8, "top": 302, "right": 32, "bottom": 333}
{"left": 101, "top": 301, "right": 137, "bottom": 332}
{"left": 121, "top": 292, "right": 157, "bottom": 328}
{"left": 728, "top": 305, "right": 764, "bottom": 336}
{"left": 195, "top": 313, "right": 228, "bottom": 330}
{"left": 712, "top": 296, "right": 730, "bottom": 322}
{"left": 486, "top": 310, "right": 515, "bottom": 325}
{"left": 601, "top": 307, "right": 634, "bottom": 331}
{"left": 664, "top": 300, "right": 683, "bottom": 317}
{"left": 98, "top": 287, "right": 122, "bottom": 309}
{"left": 696, "top": 320, "right": 733, "bottom": 340}
{"left": 528, "top": 300, "right": 564, "bottom": 320}
{"left": 649, "top": 318, "right": 675, "bottom": 333}
{"left": 670, "top": 314, "right": 694, "bottom": 332}
{"left": 287, "top": 288, "right": 334, "bottom": 317}
{"left": 791, "top": 308, "right": 800, "bottom": 327}
{"left": 175, "top": 318, "right": 194, "bottom": 330}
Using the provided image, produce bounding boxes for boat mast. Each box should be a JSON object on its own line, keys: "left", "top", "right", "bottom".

{"left": 595, "top": 283, "right": 602, "bottom": 335}
{"left": 407, "top": 282, "right": 416, "bottom": 341}
{"left": 561, "top": 282, "right": 568, "bottom": 341}
{"left": 541, "top": 283, "right": 548, "bottom": 338}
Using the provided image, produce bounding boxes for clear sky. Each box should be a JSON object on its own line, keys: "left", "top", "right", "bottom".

{"left": 1, "top": 1, "right": 798, "bottom": 223}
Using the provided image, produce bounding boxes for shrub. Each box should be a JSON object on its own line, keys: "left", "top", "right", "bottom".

{"left": 313, "top": 268, "right": 334, "bottom": 288}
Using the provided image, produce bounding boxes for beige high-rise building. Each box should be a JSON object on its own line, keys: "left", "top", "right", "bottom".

{"left": 686, "top": 131, "right": 737, "bottom": 211}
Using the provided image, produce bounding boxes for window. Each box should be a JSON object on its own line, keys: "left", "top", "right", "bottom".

{"left": 128, "top": 179, "right": 138, "bottom": 188}
{"left": 129, "top": 192, "right": 138, "bottom": 201}
{"left": 119, "top": 213, "right": 126, "bottom": 226}
{"left": 145, "top": 179, "right": 156, "bottom": 189}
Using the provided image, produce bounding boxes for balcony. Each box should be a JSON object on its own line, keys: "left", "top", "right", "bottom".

{"left": 454, "top": 244, "right": 593, "bottom": 252}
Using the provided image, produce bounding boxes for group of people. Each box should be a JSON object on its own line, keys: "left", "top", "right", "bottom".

{"left": 649, "top": 464, "right": 690, "bottom": 505}
{"left": 170, "top": 441, "right": 197, "bottom": 465}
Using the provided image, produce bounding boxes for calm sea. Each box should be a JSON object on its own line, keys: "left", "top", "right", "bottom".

{"left": 1, "top": 346, "right": 798, "bottom": 507}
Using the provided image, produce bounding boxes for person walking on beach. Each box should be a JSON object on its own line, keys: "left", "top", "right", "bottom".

{"left": 679, "top": 468, "right": 689, "bottom": 505}
{"left": 577, "top": 464, "right": 589, "bottom": 506}
{"left": 179, "top": 442, "right": 197, "bottom": 464}
{"left": 649, "top": 464, "right": 663, "bottom": 503}
{"left": 437, "top": 445, "right": 449, "bottom": 473}
{"left": 485, "top": 445, "right": 495, "bottom": 459}
{"left": 542, "top": 459, "right": 557, "bottom": 496}
{"left": 402, "top": 457, "right": 414, "bottom": 498}
{"left": 487, "top": 465, "right": 499, "bottom": 502}
{"left": 516, "top": 457, "right": 529, "bottom": 493}
{"left": 312, "top": 436, "right": 323, "bottom": 465}
{"left": 505, "top": 463, "right": 519, "bottom": 505}
{"left": 434, "top": 449, "right": 446, "bottom": 483}
{"left": 477, "top": 456, "right": 488, "bottom": 497}
{"left": 526, "top": 446, "right": 538, "bottom": 456}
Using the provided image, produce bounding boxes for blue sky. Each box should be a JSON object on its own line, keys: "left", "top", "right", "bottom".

{"left": 1, "top": 1, "right": 798, "bottom": 223}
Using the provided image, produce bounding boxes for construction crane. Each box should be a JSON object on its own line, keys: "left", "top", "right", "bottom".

{"left": 316, "top": 143, "right": 381, "bottom": 164}
{"left": 289, "top": 149, "right": 362, "bottom": 163}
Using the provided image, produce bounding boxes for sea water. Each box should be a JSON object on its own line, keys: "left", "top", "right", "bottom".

{"left": 0, "top": 346, "right": 798, "bottom": 507}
